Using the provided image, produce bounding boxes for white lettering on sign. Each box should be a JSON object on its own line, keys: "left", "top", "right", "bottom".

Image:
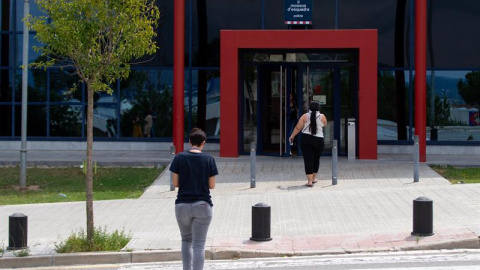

{"left": 287, "top": 4, "right": 310, "bottom": 12}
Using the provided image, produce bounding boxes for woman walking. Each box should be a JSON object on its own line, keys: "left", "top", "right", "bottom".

{"left": 170, "top": 128, "right": 218, "bottom": 270}
{"left": 289, "top": 101, "right": 327, "bottom": 187}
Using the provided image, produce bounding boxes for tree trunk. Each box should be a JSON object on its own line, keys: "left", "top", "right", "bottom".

{"left": 394, "top": 0, "right": 407, "bottom": 140}
{"left": 86, "top": 82, "right": 95, "bottom": 245}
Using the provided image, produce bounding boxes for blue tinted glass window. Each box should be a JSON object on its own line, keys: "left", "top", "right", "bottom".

{"left": 119, "top": 69, "right": 173, "bottom": 138}
{"left": 0, "top": 105, "right": 13, "bottom": 136}
{"left": 377, "top": 70, "right": 411, "bottom": 141}
{"left": 49, "top": 105, "right": 82, "bottom": 137}
{"left": 190, "top": 0, "right": 261, "bottom": 67}
{"left": 430, "top": 1, "right": 480, "bottom": 68}
{"left": 427, "top": 70, "right": 480, "bottom": 141}
{"left": 15, "top": 104, "right": 47, "bottom": 136}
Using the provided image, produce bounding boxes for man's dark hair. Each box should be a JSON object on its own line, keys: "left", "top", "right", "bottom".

{"left": 189, "top": 128, "right": 206, "bottom": 146}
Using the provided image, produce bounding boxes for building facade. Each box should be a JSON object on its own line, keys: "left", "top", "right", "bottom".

{"left": 1, "top": 0, "right": 479, "bottom": 158}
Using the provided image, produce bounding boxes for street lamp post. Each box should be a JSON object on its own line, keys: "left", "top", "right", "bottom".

{"left": 20, "top": 0, "right": 30, "bottom": 191}
{"left": 441, "top": 88, "right": 450, "bottom": 103}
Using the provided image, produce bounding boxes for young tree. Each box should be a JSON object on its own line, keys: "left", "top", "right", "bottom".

{"left": 27, "top": 0, "right": 160, "bottom": 244}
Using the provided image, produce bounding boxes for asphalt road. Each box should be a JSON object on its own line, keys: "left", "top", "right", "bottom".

{"left": 12, "top": 250, "right": 480, "bottom": 270}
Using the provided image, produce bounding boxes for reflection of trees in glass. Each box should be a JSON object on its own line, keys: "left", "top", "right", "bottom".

{"left": 14, "top": 105, "right": 46, "bottom": 136}
{"left": 14, "top": 72, "right": 47, "bottom": 136}
{"left": 186, "top": 106, "right": 198, "bottom": 136}
{"left": 378, "top": 71, "right": 399, "bottom": 122}
{"left": 196, "top": 0, "right": 208, "bottom": 130}
{"left": 458, "top": 71, "right": 480, "bottom": 107}
{"left": 427, "top": 87, "right": 451, "bottom": 126}
{"left": 13, "top": 71, "right": 82, "bottom": 137}
{"left": 0, "top": 1, "right": 12, "bottom": 135}
{"left": 50, "top": 105, "right": 81, "bottom": 136}
{"left": 30, "top": 56, "right": 85, "bottom": 102}
{"left": 120, "top": 70, "right": 149, "bottom": 99}
{"left": 120, "top": 82, "right": 173, "bottom": 138}
{"left": 434, "top": 96, "right": 451, "bottom": 126}
{"left": 428, "top": 0, "right": 436, "bottom": 130}
{"left": 394, "top": 0, "right": 407, "bottom": 140}
{"left": 340, "top": 68, "right": 354, "bottom": 116}
{"left": 321, "top": 71, "right": 333, "bottom": 104}
{"left": 194, "top": 0, "right": 220, "bottom": 131}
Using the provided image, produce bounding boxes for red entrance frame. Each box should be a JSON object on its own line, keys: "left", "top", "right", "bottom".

{"left": 220, "top": 30, "right": 378, "bottom": 159}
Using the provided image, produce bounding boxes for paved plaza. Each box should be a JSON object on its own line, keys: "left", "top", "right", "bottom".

{"left": 0, "top": 150, "right": 479, "bottom": 268}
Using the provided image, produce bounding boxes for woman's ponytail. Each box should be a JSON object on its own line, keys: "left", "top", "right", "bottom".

{"left": 308, "top": 101, "right": 321, "bottom": 135}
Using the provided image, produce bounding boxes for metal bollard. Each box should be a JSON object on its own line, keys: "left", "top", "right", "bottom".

{"left": 8, "top": 213, "right": 28, "bottom": 250}
{"left": 250, "top": 142, "right": 256, "bottom": 188}
{"left": 170, "top": 145, "right": 176, "bottom": 191}
{"left": 411, "top": 197, "right": 434, "bottom": 236}
{"left": 250, "top": 203, "right": 272, "bottom": 241}
{"left": 414, "top": 135, "right": 419, "bottom": 182}
{"left": 347, "top": 118, "right": 356, "bottom": 160}
{"left": 332, "top": 140, "right": 338, "bottom": 185}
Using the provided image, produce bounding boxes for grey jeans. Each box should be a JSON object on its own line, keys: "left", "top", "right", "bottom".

{"left": 175, "top": 201, "right": 213, "bottom": 270}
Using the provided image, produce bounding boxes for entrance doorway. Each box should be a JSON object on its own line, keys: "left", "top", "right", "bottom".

{"left": 219, "top": 29, "right": 378, "bottom": 159}
{"left": 242, "top": 51, "right": 357, "bottom": 156}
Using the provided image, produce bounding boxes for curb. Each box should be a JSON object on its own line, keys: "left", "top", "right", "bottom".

{"left": 1, "top": 238, "right": 479, "bottom": 269}
{"left": 399, "top": 237, "right": 480, "bottom": 251}
{"left": 0, "top": 250, "right": 179, "bottom": 269}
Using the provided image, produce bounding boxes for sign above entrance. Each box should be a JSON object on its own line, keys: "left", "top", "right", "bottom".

{"left": 313, "top": 95, "right": 326, "bottom": 105}
{"left": 284, "top": 0, "right": 313, "bottom": 25}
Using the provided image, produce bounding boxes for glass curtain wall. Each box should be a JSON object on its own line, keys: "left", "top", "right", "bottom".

{"left": 374, "top": 0, "right": 480, "bottom": 143}
{"left": 427, "top": 70, "right": 480, "bottom": 142}
{"left": 0, "top": 0, "right": 479, "bottom": 144}
{"left": 425, "top": 0, "right": 480, "bottom": 142}
{"left": 0, "top": 0, "right": 178, "bottom": 140}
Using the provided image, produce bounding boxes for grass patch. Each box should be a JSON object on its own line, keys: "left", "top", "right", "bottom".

{"left": 55, "top": 227, "right": 131, "bottom": 253}
{"left": 13, "top": 249, "right": 29, "bottom": 257}
{"left": 0, "top": 167, "right": 163, "bottom": 205}
{"left": 430, "top": 165, "right": 480, "bottom": 184}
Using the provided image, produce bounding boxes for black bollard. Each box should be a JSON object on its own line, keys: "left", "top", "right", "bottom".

{"left": 250, "top": 203, "right": 272, "bottom": 241}
{"left": 8, "top": 213, "right": 28, "bottom": 250}
{"left": 411, "top": 197, "right": 434, "bottom": 236}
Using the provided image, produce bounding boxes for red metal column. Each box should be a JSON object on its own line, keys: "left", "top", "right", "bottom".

{"left": 173, "top": 0, "right": 185, "bottom": 153}
{"left": 415, "top": 0, "right": 427, "bottom": 162}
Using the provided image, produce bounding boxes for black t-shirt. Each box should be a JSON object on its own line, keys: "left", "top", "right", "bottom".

{"left": 169, "top": 151, "right": 218, "bottom": 206}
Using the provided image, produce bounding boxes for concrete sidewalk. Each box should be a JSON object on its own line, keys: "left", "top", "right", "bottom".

{"left": 0, "top": 151, "right": 479, "bottom": 268}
